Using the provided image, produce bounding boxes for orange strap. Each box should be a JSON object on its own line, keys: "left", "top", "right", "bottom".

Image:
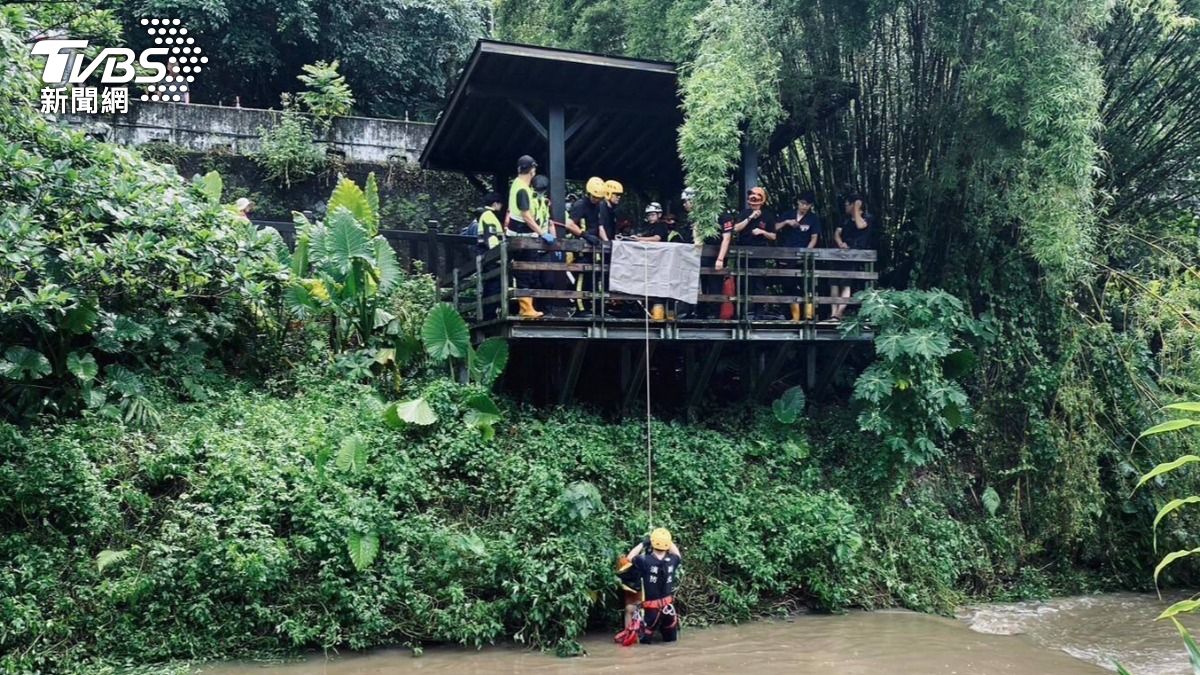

{"left": 642, "top": 595, "right": 674, "bottom": 610}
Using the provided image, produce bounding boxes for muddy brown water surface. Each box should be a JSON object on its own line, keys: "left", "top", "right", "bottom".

{"left": 202, "top": 593, "right": 1198, "bottom": 674}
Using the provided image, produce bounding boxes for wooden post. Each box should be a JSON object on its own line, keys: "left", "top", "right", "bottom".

{"left": 548, "top": 103, "right": 566, "bottom": 226}
{"left": 499, "top": 238, "right": 510, "bottom": 320}
{"left": 559, "top": 341, "right": 588, "bottom": 405}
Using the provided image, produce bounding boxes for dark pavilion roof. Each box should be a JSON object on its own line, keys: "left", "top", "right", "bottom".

{"left": 420, "top": 40, "right": 684, "bottom": 189}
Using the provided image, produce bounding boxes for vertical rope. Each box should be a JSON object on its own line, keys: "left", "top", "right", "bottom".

{"left": 643, "top": 243, "right": 653, "bottom": 531}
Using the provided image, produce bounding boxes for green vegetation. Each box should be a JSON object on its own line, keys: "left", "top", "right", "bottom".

{"left": 255, "top": 111, "right": 325, "bottom": 188}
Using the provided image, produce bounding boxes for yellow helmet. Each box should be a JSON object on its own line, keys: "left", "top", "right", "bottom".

{"left": 586, "top": 176, "right": 606, "bottom": 199}
{"left": 650, "top": 527, "right": 672, "bottom": 551}
{"left": 605, "top": 179, "right": 624, "bottom": 198}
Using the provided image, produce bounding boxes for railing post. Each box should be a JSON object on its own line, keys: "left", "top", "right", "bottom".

{"left": 499, "top": 238, "right": 510, "bottom": 321}
{"left": 475, "top": 250, "right": 484, "bottom": 323}
{"left": 452, "top": 266, "right": 460, "bottom": 313}
{"left": 426, "top": 221, "right": 440, "bottom": 279}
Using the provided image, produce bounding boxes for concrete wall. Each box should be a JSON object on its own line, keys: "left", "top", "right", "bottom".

{"left": 61, "top": 102, "right": 433, "bottom": 164}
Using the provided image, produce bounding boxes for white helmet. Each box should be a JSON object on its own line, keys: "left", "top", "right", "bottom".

{"left": 644, "top": 202, "right": 663, "bottom": 214}
{"left": 681, "top": 188, "right": 695, "bottom": 201}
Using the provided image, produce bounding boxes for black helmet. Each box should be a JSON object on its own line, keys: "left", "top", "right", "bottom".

{"left": 517, "top": 154, "right": 537, "bottom": 172}
{"left": 532, "top": 175, "right": 550, "bottom": 193}
{"left": 482, "top": 191, "right": 502, "bottom": 207}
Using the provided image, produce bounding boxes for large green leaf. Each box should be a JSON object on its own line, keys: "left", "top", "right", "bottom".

{"left": 422, "top": 303, "right": 470, "bottom": 361}
{"left": 383, "top": 398, "right": 438, "bottom": 427}
{"left": 1155, "top": 546, "right": 1200, "bottom": 587}
{"left": 1, "top": 346, "right": 51, "bottom": 380}
{"left": 470, "top": 337, "right": 509, "bottom": 385}
{"left": 1158, "top": 599, "right": 1200, "bottom": 621}
{"left": 335, "top": 434, "right": 368, "bottom": 472}
{"left": 464, "top": 393, "right": 501, "bottom": 440}
{"left": 1172, "top": 619, "right": 1200, "bottom": 675}
{"left": 772, "top": 385, "right": 806, "bottom": 424}
{"left": 1140, "top": 419, "right": 1200, "bottom": 438}
{"left": 373, "top": 237, "right": 400, "bottom": 294}
{"left": 560, "top": 480, "right": 603, "bottom": 521}
{"left": 327, "top": 177, "right": 375, "bottom": 231}
{"left": 347, "top": 530, "right": 379, "bottom": 571}
{"left": 66, "top": 351, "right": 98, "bottom": 382}
{"left": 1135, "top": 455, "right": 1200, "bottom": 492}
{"left": 324, "top": 208, "right": 373, "bottom": 277}
{"left": 198, "top": 170, "right": 223, "bottom": 204}
{"left": 62, "top": 298, "right": 99, "bottom": 334}
{"left": 1153, "top": 496, "right": 1200, "bottom": 552}
{"left": 1165, "top": 402, "right": 1200, "bottom": 414}
{"left": 96, "top": 549, "right": 130, "bottom": 574}
{"left": 981, "top": 486, "right": 1001, "bottom": 516}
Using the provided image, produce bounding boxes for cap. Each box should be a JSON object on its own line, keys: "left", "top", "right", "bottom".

{"left": 482, "top": 191, "right": 502, "bottom": 206}
{"left": 517, "top": 154, "right": 538, "bottom": 172}
{"left": 532, "top": 175, "right": 550, "bottom": 193}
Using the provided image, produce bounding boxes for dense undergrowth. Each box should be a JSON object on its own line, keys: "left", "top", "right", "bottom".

{"left": 0, "top": 368, "right": 1099, "bottom": 673}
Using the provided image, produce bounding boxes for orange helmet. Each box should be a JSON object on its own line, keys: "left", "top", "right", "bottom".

{"left": 747, "top": 187, "right": 767, "bottom": 206}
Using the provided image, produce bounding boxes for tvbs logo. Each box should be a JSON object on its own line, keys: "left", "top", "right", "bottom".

{"left": 33, "top": 18, "right": 205, "bottom": 114}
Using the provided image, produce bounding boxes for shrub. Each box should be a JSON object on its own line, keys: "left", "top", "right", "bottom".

{"left": 255, "top": 110, "right": 324, "bottom": 188}
{"left": 0, "top": 14, "right": 290, "bottom": 424}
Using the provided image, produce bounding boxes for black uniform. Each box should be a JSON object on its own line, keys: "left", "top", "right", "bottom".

{"left": 568, "top": 197, "right": 604, "bottom": 312}
{"left": 634, "top": 551, "right": 681, "bottom": 643}
{"left": 836, "top": 213, "right": 876, "bottom": 291}
{"left": 777, "top": 211, "right": 823, "bottom": 301}
{"left": 637, "top": 219, "right": 668, "bottom": 241}
{"left": 737, "top": 208, "right": 774, "bottom": 316}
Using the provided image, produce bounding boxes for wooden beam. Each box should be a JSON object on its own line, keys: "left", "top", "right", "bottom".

{"left": 509, "top": 99, "right": 547, "bottom": 139}
{"left": 564, "top": 110, "right": 593, "bottom": 142}
{"left": 558, "top": 341, "right": 588, "bottom": 405}
{"left": 622, "top": 342, "right": 657, "bottom": 413}
{"left": 753, "top": 345, "right": 792, "bottom": 400}
{"left": 687, "top": 343, "right": 723, "bottom": 411}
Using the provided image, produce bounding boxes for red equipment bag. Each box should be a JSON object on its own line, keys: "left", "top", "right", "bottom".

{"left": 719, "top": 276, "right": 735, "bottom": 320}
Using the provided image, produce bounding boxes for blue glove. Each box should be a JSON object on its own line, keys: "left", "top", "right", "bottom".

{"left": 541, "top": 231, "right": 556, "bottom": 244}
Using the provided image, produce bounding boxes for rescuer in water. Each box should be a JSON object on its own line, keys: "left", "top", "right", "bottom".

{"left": 614, "top": 528, "right": 682, "bottom": 645}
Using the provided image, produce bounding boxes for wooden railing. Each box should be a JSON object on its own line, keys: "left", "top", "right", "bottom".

{"left": 252, "top": 219, "right": 475, "bottom": 282}
{"left": 450, "top": 236, "right": 877, "bottom": 339}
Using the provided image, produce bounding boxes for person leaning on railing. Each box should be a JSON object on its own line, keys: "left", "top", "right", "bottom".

{"left": 830, "top": 192, "right": 876, "bottom": 322}
{"left": 774, "top": 190, "right": 823, "bottom": 322}
{"left": 564, "top": 178, "right": 605, "bottom": 317}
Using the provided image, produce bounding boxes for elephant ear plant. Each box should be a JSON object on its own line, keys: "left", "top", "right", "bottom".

{"left": 287, "top": 174, "right": 400, "bottom": 354}
{"left": 384, "top": 302, "right": 509, "bottom": 440}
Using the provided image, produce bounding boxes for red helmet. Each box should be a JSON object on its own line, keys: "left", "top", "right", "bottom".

{"left": 747, "top": 187, "right": 767, "bottom": 206}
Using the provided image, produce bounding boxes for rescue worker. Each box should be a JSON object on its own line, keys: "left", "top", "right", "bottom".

{"left": 831, "top": 192, "right": 876, "bottom": 321}
{"left": 532, "top": 174, "right": 573, "bottom": 316}
{"left": 732, "top": 187, "right": 775, "bottom": 320}
{"left": 634, "top": 202, "right": 669, "bottom": 321}
{"left": 476, "top": 192, "right": 505, "bottom": 319}
{"left": 774, "top": 190, "right": 822, "bottom": 322}
{"left": 710, "top": 209, "right": 738, "bottom": 319}
{"left": 506, "top": 155, "right": 555, "bottom": 318}
{"left": 625, "top": 528, "right": 682, "bottom": 644}
{"left": 635, "top": 202, "right": 667, "bottom": 242}
{"left": 566, "top": 177, "right": 607, "bottom": 316}
{"left": 598, "top": 179, "right": 624, "bottom": 241}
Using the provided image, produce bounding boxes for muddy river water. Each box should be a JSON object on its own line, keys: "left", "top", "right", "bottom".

{"left": 202, "top": 592, "right": 1198, "bottom": 674}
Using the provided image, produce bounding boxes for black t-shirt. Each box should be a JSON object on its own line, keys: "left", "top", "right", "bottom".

{"left": 707, "top": 211, "right": 737, "bottom": 245}
{"left": 637, "top": 219, "right": 668, "bottom": 241}
{"left": 633, "top": 552, "right": 681, "bottom": 601}
{"left": 838, "top": 213, "right": 876, "bottom": 249}
{"left": 736, "top": 208, "right": 774, "bottom": 246}
{"left": 778, "top": 211, "right": 823, "bottom": 248}
{"left": 515, "top": 189, "right": 531, "bottom": 213}
{"left": 568, "top": 197, "right": 602, "bottom": 234}
{"left": 599, "top": 200, "right": 620, "bottom": 239}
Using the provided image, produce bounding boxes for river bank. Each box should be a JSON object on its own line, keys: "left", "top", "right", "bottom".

{"left": 199, "top": 593, "right": 1199, "bottom": 675}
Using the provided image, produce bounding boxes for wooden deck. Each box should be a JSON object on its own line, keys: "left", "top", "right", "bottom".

{"left": 450, "top": 236, "right": 877, "bottom": 343}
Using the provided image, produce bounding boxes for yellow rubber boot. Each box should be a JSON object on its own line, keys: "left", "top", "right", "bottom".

{"left": 805, "top": 302, "right": 815, "bottom": 320}
{"left": 790, "top": 303, "right": 802, "bottom": 322}
{"left": 651, "top": 304, "right": 666, "bottom": 321}
{"left": 518, "top": 297, "right": 543, "bottom": 318}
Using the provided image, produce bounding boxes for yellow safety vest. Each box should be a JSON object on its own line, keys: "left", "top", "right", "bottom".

{"left": 479, "top": 209, "right": 502, "bottom": 249}
{"left": 507, "top": 178, "right": 537, "bottom": 233}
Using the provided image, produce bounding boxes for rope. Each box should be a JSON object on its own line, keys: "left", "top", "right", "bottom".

{"left": 643, "top": 244, "right": 653, "bottom": 532}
